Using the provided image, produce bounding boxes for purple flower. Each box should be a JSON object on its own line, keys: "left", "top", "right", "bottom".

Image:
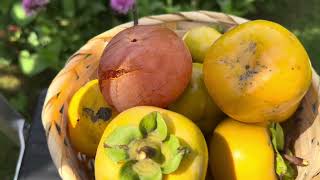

{"left": 110, "top": 0, "right": 135, "bottom": 14}
{"left": 22, "top": 0, "right": 49, "bottom": 15}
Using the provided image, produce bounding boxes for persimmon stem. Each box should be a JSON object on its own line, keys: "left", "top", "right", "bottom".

{"left": 283, "top": 154, "right": 309, "bottom": 166}
{"left": 137, "top": 146, "right": 156, "bottom": 160}
{"left": 132, "top": 3, "right": 138, "bottom": 26}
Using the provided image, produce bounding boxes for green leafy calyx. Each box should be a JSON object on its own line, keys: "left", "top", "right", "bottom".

{"left": 269, "top": 123, "right": 297, "bottom": 180}
{"left": 104, "top": 111, "right": 190, "bottom": 179}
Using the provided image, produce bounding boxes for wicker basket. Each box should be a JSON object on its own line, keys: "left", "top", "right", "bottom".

{"left": 42, "top": 11, "right": 320, "bottom": 180}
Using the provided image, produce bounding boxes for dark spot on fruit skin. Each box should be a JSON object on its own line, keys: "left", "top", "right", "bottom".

{"left": 245, "top": 65, "right": 250, "bottom": 70}
{"left": 83, "top": 107, "right": 113, "bottom": 123}
{"left": 56, "top": 92, "right": 61, "bottom": 98}
{"left": 245, "top": 42, "right": 257, "bottom": 54}
{"left": 83, "top": 107, "right": 95, "bottom": 121}
{"left": 131, "top": 39, "right": 137, "bottom": 42}
{"left": 96, "top": 107, "right": 112, "bottom": 121}
{"left": 218, "top": 59, "right": 234, "bottom": 68}
{"left": 86, "top": 65, "right": 90, "bottom": 69}
{"left": 105, "top": 69, "right": 131, "bottom": 79}
{"left": 239, "top": 69, "right": 258, "bottom": 81}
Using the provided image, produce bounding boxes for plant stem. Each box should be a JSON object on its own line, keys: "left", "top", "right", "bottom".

{"left": 132, "top": 3, "right": 138, "bottom": 26}
{"left": 283, "top": 154, "right": 309, "bottom": 166}
{"left": 138, "top": 146, "right": 156, "bottom": 159}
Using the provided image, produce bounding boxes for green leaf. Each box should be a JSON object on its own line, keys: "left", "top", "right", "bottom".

{"left": 19, "top": 38, "right": 63, "bottom": 75}
{"left": 133, "top": 159, "right": 162, "bottom": 180}
{"left": 77, "top": 0, "right": 87, "bottom": 10}
{"left": 275, "top": 153, "right": 287, "bottom": 176}
{"left": 269, "top": 123, "right": 284, "bottom": 152}
{"left": 0, "top": 0, "right": 12, "bottom": 14}
{"left": 283, "top": 159, "right": 297, "bottom": 180}
{"left": 8, "top": 93, "right": 28, "bottom": 114}
{"left": 63, "top": 0, "right": 75, "bottom": 17}
{"left": 148, "top": 112, "right": 168, "bottom": 141}
{"left": 9, "top": 30, "right": 22, "bottom": 42}
{"left": 36, "top": 39, "right": 63, "bottom": 69}
{"left": 106, "top": 146, "right": 129, "bottom": 163}
{"left": 105, "top": 126, "right": 143, "bottom": 145}
{"left": 275, "top": 123, "right": 285, "bottom": 151}
{"left": 139, "top": 112, "right": 168, "bottom": 141}
{"left": 0, "top": 57, "right": 11, "bottom": 66}
{"left": 139, "top": 112, "right": 157, "bottom": 136}
{"left": 161, "top": 135, "right": 186, "bottom": 174}
{"left": 217, "top": 0, "right": 232, "bottom": 13}
{"left": 269, "top": 123, "right": 296, "bottom": 179}
{"left": 11, "top": 3, "right": 34, "bottom": 26}
{"left": 27, "top": 32, "right": 40, "bottom": 47}
{"left": 104, "top": 126, "right": 142, "bottom": 163}
{"left": 18, "top": 50, "right": 48, "bottom": 76}
{"left": 120, "top": 160, "right": 139, "bottom": 180}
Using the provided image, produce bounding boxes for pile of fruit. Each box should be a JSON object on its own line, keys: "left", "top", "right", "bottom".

{"left": 67, "top": 20, "right": 312, "bottom": 180}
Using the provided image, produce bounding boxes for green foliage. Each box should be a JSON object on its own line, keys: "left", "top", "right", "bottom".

{"left": 0, "top": 0, "right": 257, "bottom": 78}
{"left": 8, "top": 92, "right": 28, "bottom": 115}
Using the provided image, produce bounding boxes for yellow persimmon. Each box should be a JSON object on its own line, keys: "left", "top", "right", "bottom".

{"left": 210, "top": 118, "right": 277, "bottom": 180}
{"left": 203, "top": 20, "right": 312, "bottom": 123}
{"left": 95, "top": 106, "right": 208, "bottom": 180}
{"left": 68, "top": 79, "right": 117, "bottom": 157}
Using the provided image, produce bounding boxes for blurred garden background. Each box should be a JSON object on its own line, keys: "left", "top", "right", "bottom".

{"left": 0, "top": 0, "right": 320, "bottom": 121}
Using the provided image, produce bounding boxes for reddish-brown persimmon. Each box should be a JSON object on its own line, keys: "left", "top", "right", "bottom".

{"left": 98, "top": 25, "right": 192, "bottom": 112}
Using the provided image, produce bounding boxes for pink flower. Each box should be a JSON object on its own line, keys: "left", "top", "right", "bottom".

{"left": 110, "top": 0, "right": 135, "bottom": 14}
{"left": 22, "top": 0, "right": 49, "bottom": 15}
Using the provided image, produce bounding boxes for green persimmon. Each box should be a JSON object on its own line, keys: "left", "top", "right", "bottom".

{"left": 183, "top": 26, "right": 221, "bottom": 62}
{"left": 169, "top": 63, "right": 224, "bottom": 134}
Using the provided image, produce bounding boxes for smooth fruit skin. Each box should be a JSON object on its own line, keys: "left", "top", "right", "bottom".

{"left": 98, "top": 25, "right": 192, "bottom": 112}
{"left": 203, "top": 20, "right": 312, "bottom": 123}
{"left": 183, "top": 26, "right": 221, "bottom": 62}
{"left": 68, "top": 80, "right": 117, "bottom": 157}
{"left": 95, "top": 106, "right": 208, "bottom": 180}
{"left": 169, "top": 63, "right": 224, "bottom": 134}
{"left": 210, "top": 118, "right": 277, "bottom": 180}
